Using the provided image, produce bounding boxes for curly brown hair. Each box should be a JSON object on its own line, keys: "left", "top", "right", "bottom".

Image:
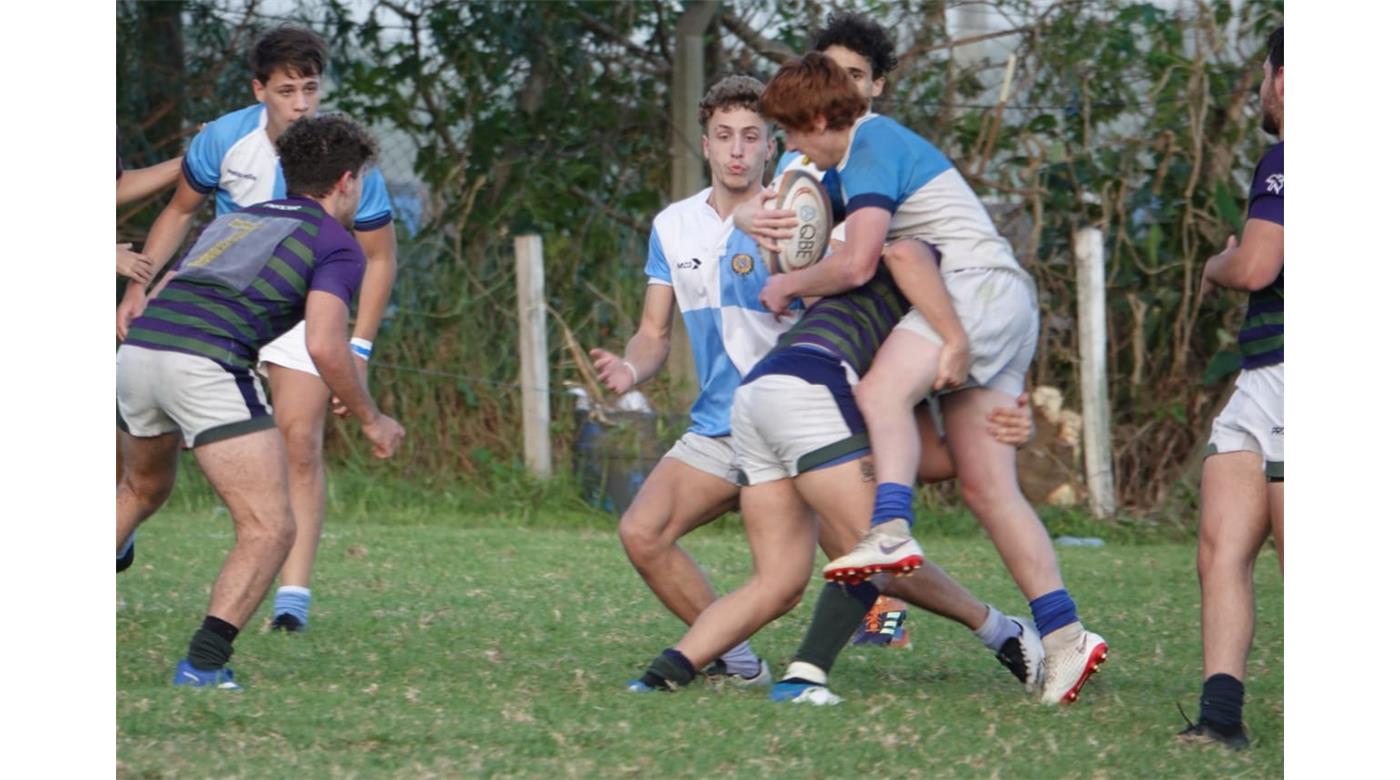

{"left": 698, "top": 75, "right": 768, "bottom": 132}
{"left": 275, "top": 114, "right": 379, "bottom": 199}
{"left": 759, "top": 53, "right": 866, "bottom": 132}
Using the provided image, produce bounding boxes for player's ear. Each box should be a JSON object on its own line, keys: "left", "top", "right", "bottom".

{"left": 251, "top": 78, "right": 267, "bottom": 103}
{"left": 700, "top": 132, "right": 711, "bottom": 161}
{"left": 336, "top": 169, "right": 355, "bottom": 195}
{"left": 871, "top": 77, "right": 886, "bottom": 98}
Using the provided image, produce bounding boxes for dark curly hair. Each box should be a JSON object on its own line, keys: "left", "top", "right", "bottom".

{"left": 1267, "top": 25, "right": 1282, "bottom": 73}
{"left": 698, "top": 74, "right": 767, "bottom": 131}
{"left": 811, "top": 12, "right": 897, "bottom": 80}
{"left": 275, "top": 114, "right": 378, "bottom": 199}
{"left": 250, "top": 25, "right": 328, "bottom": 83}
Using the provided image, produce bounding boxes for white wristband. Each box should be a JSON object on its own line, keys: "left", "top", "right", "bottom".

{"left": 622, "top": 360, "right": 639, "bottom": 386}
{"left": 350, "top": 337, "right": 373, "bottom": 360}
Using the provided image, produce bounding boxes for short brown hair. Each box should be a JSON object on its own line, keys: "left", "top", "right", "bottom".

{"left": 698, "top": 75, "right": 767, "bottom": 131}
{"left": 251, "top": 25, "right": 328, "bottom": 83}
{"left": 275, "top": 114, "right": 378, "bottom": 199}
{"left": 760, "top": 53, "right": 866, "bottom": 132}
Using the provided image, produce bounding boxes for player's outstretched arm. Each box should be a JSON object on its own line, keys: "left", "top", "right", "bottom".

{"left": 883, "top": 239, "right": 970, "bottom": 390}
{"left": 116, "top": 156, "right": 184, "bottom": 207}
{"left": 348, "top": 223, "right": 398, "bottom": 378}
{"left": 116, "top": 178, "right": 207, "bottom": 340}
{"left": 590, "top": 284, "right": 675, "bottom": 395}
{"left": 306, "top": 291, "right": 403, "bottom": 458}
{"left": 1201, "top": 218, "right": 1284, "bottom": 296}
{"left": 758, "top": 206, "right": 887, "bottom": 314}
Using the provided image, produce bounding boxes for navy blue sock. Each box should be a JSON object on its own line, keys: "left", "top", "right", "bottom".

{"left": 871, "top": 483, "right": 914, "bottom": 527}
{"left": 1198, "top": 673, "right": 1245, "bottom": 732}
{"left": 1028, "top": 589, "right": 1078, "bottom": 637}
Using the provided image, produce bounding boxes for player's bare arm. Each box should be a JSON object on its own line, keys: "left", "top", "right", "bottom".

{"left": 1201, "top": 218, "right": 1284, "bottom": 297}
{"left": 116, "top": 156, "right": 184, "bottom": 207}
{"left": 759, "top": 205, "right": 887, "bottom": 314}
{"left": 116, "top": 243, "right": 155, "bottom": 284}
{"left": 350, "top": 223, "right": 398, "bottom": 351}
{"left": 116, "top": 178, "right": 208, "bottom": 340}
{"left": 306, "top": 291, "right": 403, "bottom": 459}
{"left": 590, "top": 284, "right": 675, "bottom": 395}
{"left": 883, "top": 239, "right": 971, "bottom": 390}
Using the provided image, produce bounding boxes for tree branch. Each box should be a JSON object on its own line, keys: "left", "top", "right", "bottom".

{"left": 720, "top": 10, "right": 797, "bottom": 66}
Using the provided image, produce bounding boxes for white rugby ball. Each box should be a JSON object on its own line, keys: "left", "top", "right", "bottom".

{"left": 763, "top": 170, "right": 833, "bottom": 273}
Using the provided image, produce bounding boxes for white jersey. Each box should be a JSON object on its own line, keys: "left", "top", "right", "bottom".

{"left": 645, "top": 188, "right": 801, "bottom": 436}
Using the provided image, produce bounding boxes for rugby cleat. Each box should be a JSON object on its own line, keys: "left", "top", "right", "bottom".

{"left": 822, "top": 519, "right": 924, "bottom": 584}
{"left": 1040, "top": 629, "right": 1107, "bottom": 704}
{"left": 117, "top": 534, "right": 136, "bottom": 573}
{"left": 703, "top": 658, "right": 773, "bottom": 688}
{"left": 269, "top": 613, "right": 306, "bottom": 633}
{"left": 771, "top": 680, "right": 843, "bottom": 705}
{"left": 171, "top": 658, "right": 241, "bottom": 690}
{"left": 995, "top": 616, "right": 1045, "bottom": 693}
{"left": 1176, "top": 705, "right": 1250, "bottom": 751}
{"left": 850, "top": 595, "right": 910, "bottom": 647}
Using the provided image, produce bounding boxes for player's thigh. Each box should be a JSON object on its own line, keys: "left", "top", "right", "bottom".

{"left": 118, "top": 429, "right": 182, "bottom": 493}
{"left": 265, "top": 363, "right": 331, "bottom": 439}
{"left": 858, "top": 328, "right": 942, "bottom": 408}
{"left": 1199, "top": 451, "right": 1271, "bottom": 564}
{"left": 940, "top": 387, "right": 1019, "bottom": 491}
{"left": 797, "top": 457, "right": 878, "bottom": 559}
{"left": 739, "top": 480, "right": 817, "bottom": 586}
{"left": 193, "top": 427, "right": 293, "bottom": 527}
{"left": 623, "top": 453, "right": 738, "bottom": 544}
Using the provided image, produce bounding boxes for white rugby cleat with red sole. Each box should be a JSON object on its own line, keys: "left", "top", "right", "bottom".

{"left": 1040, "top": 629, "right": 1108, "bottom": 705}
{"left": 822, "top": 519, "right": 924, "bottom": 584}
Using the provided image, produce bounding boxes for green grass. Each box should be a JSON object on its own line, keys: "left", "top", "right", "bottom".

{"left": 119, "top": 476, "right": 1282, "bottom": 778}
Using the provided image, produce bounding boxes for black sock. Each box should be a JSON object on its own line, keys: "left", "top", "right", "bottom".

{"left": 791, "top": 581, "right": 881, "bottom": 674}
{"left": 640, "top": 648, "right": 697, "bottom": 690}
{"left": 186, "top": 616, "right": 239, "bottom": 671}
{"left": 1198, "top": 673, "right": 1245, "bottom": 733}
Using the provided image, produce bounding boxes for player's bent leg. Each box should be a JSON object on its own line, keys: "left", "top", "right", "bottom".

{"left": 117, "top": 429, "right": 182, "bottom": 558}
{"left": 617, "top": 455, "right": 737, "bottom": 624}
{"left": 265, "top": 363, "right": 330, "bottom": 631}
{"left": 943, "top": 388, "right": 1105, "bottom": 704}
{"left": 634, "top": 478, "right": 813, "bottom": 692}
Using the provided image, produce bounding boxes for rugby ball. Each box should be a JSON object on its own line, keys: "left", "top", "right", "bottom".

{"left": 763, "top": 169, "right": 833, "bottom": 273}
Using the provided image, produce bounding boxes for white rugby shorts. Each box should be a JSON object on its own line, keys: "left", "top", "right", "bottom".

{"left": 893, "top": 267, "right": 1038, "bottom": 398}
{"left": 258, "top": 319, "right": 318, "bottom": 377}
{"left": 662, "top": 432, "right": 743, "bottom": 486}
{"left": 731, "top": 370, "right": 868, "bottom": 486}
{"left": 1207, "top": 363, "right": 1284, "bottom": 479}
{"left": 117, "top": 345, "right": 275, "bottom": 447}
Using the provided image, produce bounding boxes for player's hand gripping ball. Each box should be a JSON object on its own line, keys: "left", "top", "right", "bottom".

{"left": 762, "top": 170, "right": 833, "bottom": 273}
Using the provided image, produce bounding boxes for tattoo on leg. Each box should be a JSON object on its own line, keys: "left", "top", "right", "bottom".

{"left": 860, "top": 457, "right": 875, "bottom": 482}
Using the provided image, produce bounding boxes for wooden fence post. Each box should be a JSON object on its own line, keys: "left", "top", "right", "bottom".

{"left": 515, "top": 234, "right": 551, "bottom": 478}
{"left": 1073, "top": 227, "right": 1116, "bottom": 518}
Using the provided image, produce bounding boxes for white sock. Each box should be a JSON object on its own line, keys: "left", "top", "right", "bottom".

{"left": 781, "top": 661, "right": 828, "bottom": 686}
{"left": 973, "top": 605, "right": 1021, "bottom": 650}
{"left": 719, "top": 640, "right": 761, "bottom": 678}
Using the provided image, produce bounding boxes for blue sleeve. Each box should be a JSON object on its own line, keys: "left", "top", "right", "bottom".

{"left": 643, "top": 228, "right": 671, "bottom": 285}
{"left": 353, "top": 168, "right": 394, "bottom": 231}
{"left": 182, "top": 123, "right": 228, "bottom": 194}
{"left": 1247, "top": 144, "right": 1283, "bottom": 226}
{"left": 840, "top": 125, "right": 904, "bottom": 213}
{"left": 776, "top": 150, "right": 803, "bottom": 173}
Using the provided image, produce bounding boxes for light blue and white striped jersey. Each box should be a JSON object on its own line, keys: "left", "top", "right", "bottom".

{"left": 182, "top": 104, "right": 393, "bottom": 231}
{"left": 645, "top": 188, "right": 802, "bottom": 437}
{"left": 837, "top": 114, "right": 1021, "bottom": 275}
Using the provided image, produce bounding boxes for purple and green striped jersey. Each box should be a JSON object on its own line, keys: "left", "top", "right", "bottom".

{"left": 1240, "top": 142, "right": 1283, "bottom": 370}
{"left": 126, "top": 197, "right": 365, "bottom": 369}
{"left": 773, "top": 262, "right": 911, "bottom": 378}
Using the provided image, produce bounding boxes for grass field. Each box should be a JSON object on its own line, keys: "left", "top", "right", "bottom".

{"left": 118, "top": 476, "right": 1282, "bottom": 778}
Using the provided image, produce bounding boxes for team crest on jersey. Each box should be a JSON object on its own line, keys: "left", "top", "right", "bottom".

{"left": 1266, "top": 173, "right": 1283, "bottom": 195}
{"left": 731, "top": 253, "right": 755, "bottom": 275}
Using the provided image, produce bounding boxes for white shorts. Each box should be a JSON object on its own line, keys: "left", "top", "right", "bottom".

{"left": 731, "top": 366, "right": 868, "bottom": 485}
{"left": 1207, "top": 363, "right": 1284, "bottom": 479}
{"left": 258, "top": 320, "right": 318, "bottom": 377}
{"left": 117, "top": 345, "right": 275, "bottom": 447}
{"left": 893, "top": 267, "right": 1038, "bottom": 397}
{"left": 663, "top": 432, "right": 743, "bottom": 486}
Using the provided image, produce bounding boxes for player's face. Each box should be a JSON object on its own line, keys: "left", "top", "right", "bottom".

{"left": 702, "top": 107, "right": 773, "bottom": 194}
{"left": 781, "top": 119, "right": 842, "bottom": 171}
{"left": 253, "top": 68, "right": 323, "bottom": 138}
{"left": 821, "top": 45, "right": 884, "bottom": 104}
{"left": 1258, "top": 61, "right": 1282, "bottom": 136}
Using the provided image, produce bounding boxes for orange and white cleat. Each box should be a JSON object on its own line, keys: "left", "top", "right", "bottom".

{"left": 851, "top": 595, "right": 911, "bottom": 647}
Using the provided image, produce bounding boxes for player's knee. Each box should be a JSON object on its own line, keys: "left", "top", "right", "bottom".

{"left": 617, "top": 511, "right": 665, "bottom": 565}
{"left": 280, "top": 425, "right": 325, "bottom": 477}
{"left": 854, "top": 376, "right": 893, "bottom": 417}
{"left": 122, "top": 469, "right": 176, "bottom": 511}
